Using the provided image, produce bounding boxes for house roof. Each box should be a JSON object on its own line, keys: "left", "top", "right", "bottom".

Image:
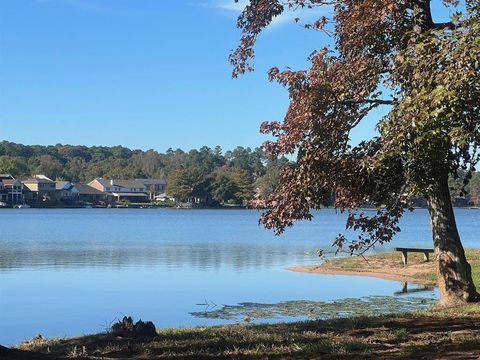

{"left": 23, "top": 175, "right": 55, "bottom": 184}
{"left": 2, "top": 179, "right": 21, "bottom": 186}
{"left": 56, "top": 181, "right": 72, "bottom": 190}
{"left": 23, "top": 179, "right": 54, "bottom": 184}
{"left": 75, "top": 183, "right": 105, "bottom": 195}
{"left": 136, "top": 178, "right": 167, "bottom": 186}
{"left": 56, "top": 181, "right": 80, "bottom": 193}
{"left": 35, "top": 175, "right": 54, "bottom": 181}
{"left": 95, "top": 178, "right": 146, "bottom": 189}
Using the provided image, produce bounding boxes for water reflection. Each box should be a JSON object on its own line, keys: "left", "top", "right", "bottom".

{"left": 0, "top": 242, "right": 319, "bottom": 271}
{"left": 3, "top": 208, "right": 474, "bottom": 344}
{"left": 394, "top": 282, "right": 435, "bottom": 296}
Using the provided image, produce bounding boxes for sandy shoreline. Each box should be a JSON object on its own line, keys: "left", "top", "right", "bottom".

{"left": 288, "top": 262, "right": 437, "bottom": 286}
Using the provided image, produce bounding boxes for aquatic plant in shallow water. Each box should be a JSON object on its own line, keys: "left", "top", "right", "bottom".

{"left": 190, "top": 296, "right": 435, "bottom": 322}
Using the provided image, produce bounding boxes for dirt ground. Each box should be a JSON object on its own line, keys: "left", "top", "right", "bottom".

{"left": 289, "top": 251, "right": 438, "bottom": 286}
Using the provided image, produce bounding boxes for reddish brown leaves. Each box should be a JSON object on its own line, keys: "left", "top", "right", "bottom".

{"left": 230, "top": 0, "right": 284, "bottom": 77}
{"left": 231, "top": 0, "right": 480, "bottom": 255}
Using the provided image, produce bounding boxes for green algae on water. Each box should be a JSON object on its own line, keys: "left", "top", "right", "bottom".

{"left": 190, "top": 296, "right": 435, "bottom": 322}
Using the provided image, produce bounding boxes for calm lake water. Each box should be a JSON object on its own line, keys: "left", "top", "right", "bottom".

{"left": 1, "top": 208, "right": 478, "bottom": 345}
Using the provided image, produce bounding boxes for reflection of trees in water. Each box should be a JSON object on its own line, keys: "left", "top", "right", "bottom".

{"left": 0, "top": 242, "right": 318, "bottom": 271}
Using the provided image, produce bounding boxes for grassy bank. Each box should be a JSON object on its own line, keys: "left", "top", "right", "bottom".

{"left": 290, "top": 249, "right": 480, "bottom": 287}
{"left": 6, "top": 250, "right": 480, "bottom": 359}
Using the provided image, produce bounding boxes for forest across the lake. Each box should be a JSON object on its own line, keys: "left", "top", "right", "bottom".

{"left": 1, "top": 141, "right": 480, "bottom": 207}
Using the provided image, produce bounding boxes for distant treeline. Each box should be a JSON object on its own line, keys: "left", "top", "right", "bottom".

{"left": 448, "top": 170, "right": 480, "bottom": 204}
{"left": 0, "top": 141, "right": 287, "bottom": 205}
{"left": 1, "top": 141, "right": 479, "bottom": 206}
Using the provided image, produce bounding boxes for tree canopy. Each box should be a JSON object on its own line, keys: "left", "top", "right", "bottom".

{"left": 232, "top": 1, "right": 480, "bottom": 304}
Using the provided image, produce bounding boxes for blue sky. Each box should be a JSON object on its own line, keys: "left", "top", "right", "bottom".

{"left": 0, "top": 0, "right": 454, "bottom": 152}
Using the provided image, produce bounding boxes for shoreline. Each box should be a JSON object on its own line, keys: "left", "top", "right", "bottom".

{"left": 9, "top": 303, "right": 480, "bottom": 359}
{"left": 288, "top": 265, "right": 435, "bottom": 286}
{"left": 5, "top": 250, "right": 480, "bottom": 359}
{"left": 2, "top": 206, "right": 479, "bottom": 210}
{"left": 287, "top": 250, "right": 443, "bottom": 287}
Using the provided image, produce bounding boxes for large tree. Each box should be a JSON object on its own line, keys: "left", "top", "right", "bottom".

{"left": 231, "top": 0, "right": 480, "bottom": 305}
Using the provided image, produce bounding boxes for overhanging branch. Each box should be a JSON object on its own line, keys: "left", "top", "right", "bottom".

{"left": 433, "top": 22, "right": 455, "bottom": 30}
{"left": 341, "top": 99, "right": 395, "bottom": 106}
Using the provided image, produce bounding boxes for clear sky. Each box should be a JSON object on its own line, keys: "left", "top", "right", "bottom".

{"left": 0, "top": 0, "right": 454, "bottom": 152}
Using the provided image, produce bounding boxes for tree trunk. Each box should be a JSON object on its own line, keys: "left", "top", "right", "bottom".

{"left": 413, "top": 0, "right": 434, "bottom": 33}
{"left": 427, "top": 174, "right": 479, "bottom": 305}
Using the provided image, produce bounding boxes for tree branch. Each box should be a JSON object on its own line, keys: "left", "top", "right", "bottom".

{"left": 341, "top": 99, "right": 395, "bottom": 106}
{"left": 433, "top": 22, "right": 455, "bottom": 30}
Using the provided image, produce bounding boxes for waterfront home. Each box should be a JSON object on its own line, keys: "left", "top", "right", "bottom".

{"left": 136, "top": 178, "right": 167, "bottom": 200}
{"left": 0, "top": 174, "right": 23, "bottom": 206}
{"left": 88, "top": 178, "right": 148, "bottom": 203}
{"left": 22, "top": 175, "right": 56, "bottom": 206}
{"left": 0, "top": 179, "right": 6, "bottom": 206}
{"left": 55, "top": 181, "right": 80, "bottom": 204}
{"left": 470, "top": 190, "right": 480, "bottom": 207}
{"left": 75, "top": 183, "right": 107, "bottom": 204}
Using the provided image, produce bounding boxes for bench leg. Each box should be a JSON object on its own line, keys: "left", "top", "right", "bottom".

{"left": 401, "top": 251, "right": 408, "bottom": 265}
{"left": 423, "top": 252, "right": 429, "bottom": 262}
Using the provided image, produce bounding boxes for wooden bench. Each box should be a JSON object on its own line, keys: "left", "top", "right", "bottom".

{"left": 394, "top": 247, "right": 434, "bottom": 265}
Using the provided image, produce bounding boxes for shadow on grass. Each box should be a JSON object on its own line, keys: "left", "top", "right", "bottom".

{"left": 9, "top": 308, "right": 480, "bottom": 359}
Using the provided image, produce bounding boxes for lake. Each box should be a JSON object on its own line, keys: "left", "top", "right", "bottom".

{"left": 1, "top": 208, "right": 478, "bottom": 345}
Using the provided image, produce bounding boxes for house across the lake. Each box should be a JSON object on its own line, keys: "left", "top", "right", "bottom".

{"left": 55, "top": 181, "right": 80, "bottom": 204}
{"left": 75, "top": 183, "right": 107, "bottom": 204}
{"left": 136, "top": 178, "right": 167, "bottom": 200}
{"left": 22, "top": 175, "right": 56, "bottom": 206}
{"left": 0, "top": 174, "right": 23, "bottom": 206}
{"left": 88, "top": 178, "right": 149, "bottom": 203}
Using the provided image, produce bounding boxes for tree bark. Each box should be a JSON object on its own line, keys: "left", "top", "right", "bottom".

{"left": 413, "top": 0, "right": 434, "bottom": 33}
{"left": 427, "top": 174, "right": 480, "bottom": 305}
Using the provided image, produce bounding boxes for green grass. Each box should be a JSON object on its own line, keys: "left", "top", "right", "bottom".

{"left": 13, "top": 310, "right": 480, "bottom": 359}
{"left": 320, "top": 249, "right": 480, "bottom": 287}
{"left": 466, "top": 249, "right": 480, "bottom": 285}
